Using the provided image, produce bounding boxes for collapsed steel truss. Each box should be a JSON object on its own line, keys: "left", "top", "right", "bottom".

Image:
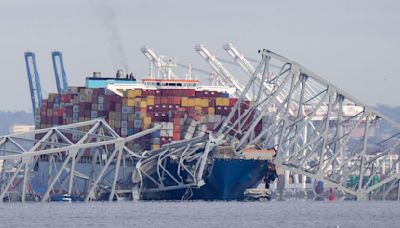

{"left": 3, "top": 47, "right": 400, "bottom": 202}
{"left": 0, "top": 119, "right": 160, "bottom": 202}
{"left": 133, "top": 134, "right": 223, "bottom": 198}
{"left": 219, "top": 49, "right": 400, "bottom": 200}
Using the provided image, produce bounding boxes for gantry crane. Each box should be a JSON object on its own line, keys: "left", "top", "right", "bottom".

{"left": 51, "top": 51, "right": 69, "bottom": 93}
{"left": 194, "top": 44, "right": 252, "bottom": 100}
{"left": 140, "top": 46, "right": 176, "bottom": 79}
{"left": 24, "top": 52, "right": 43, "bottom": 117}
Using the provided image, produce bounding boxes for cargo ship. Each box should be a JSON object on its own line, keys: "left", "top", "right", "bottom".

{"left": 34, "top": 71, "right": 271, "bottom": 200}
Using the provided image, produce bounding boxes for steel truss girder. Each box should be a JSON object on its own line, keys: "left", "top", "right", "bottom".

{"left": 0, "top": 118, "right": 161, "bottom": 202}
{"left": 223, "top": 49, "right": 400, "bottom": 200}
{"left": 133, "top": 134, "right": 223, "bottom": 199}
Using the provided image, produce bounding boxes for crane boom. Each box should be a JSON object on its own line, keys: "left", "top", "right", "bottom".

{"left": 140, "top": 46, "right": 176, "bottom": 79}
{"left": 24, "top": 52, "right": 43, "bottom": 118}
{"left": 51, "top": 51, "right": 69, "bottom": 93}
{"left": 223, "top": 43, "right": 256, "bottom": 75}
{"left": 194, "top": 44, "right": 251, "bottom": 100}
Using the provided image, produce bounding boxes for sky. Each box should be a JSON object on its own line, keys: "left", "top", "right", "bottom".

{"left": 0, "top": 0, "right": 399, "bottom": 112}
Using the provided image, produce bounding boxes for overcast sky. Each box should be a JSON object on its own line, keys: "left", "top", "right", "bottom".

{"left": 0, "top": 0, "right": 399, "bottom": 111}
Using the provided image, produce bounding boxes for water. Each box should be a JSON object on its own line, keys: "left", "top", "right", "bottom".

{"left": 0, "top": 200, "right": 399, "bottom": 228}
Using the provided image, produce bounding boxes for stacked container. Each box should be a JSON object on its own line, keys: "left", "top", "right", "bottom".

{"left": 38, "top": 86, "right": 260, "bottom": 151}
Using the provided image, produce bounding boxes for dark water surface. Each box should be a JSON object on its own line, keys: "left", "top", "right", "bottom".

{"left": 0, "top": 200, "right": 399, "bottom": 228}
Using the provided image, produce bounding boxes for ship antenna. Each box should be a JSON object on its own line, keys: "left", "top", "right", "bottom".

{"left": 188, "top": 63, "right": 192, "bottom": 80}
{"left": 149, "top": 62, "right": 154, "bottom": 79}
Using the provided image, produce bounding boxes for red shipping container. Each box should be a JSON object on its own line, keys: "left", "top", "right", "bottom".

{"left": 181, "top": 90, "right": 188, "bottom": 97}
{"left": 142, "top": 89, "right": 155, "bottom": 96}
{"left": 42, "top": 100, "right": 48, "bottom": 107}
{"left": 173, "top": 132, "right": 180, "bottom": 141}
{"left": 61, "top": 94, "right": 71, "bottom": 103}
{"left": 229, "top": 98, "right": 238, "bottom": 106}
{"left": 173, "top": 89, "right": 181, "bottom": 97}
{"left": 173, "top": 97, "right": 180, "bottom": 105}
{"left": 167, "top": 96, "right": 174, "bottom": 104}
{"left": 161, "top": 97, "right": 168, "bottom": 104}
{"left": 155, "top": 97, "right": 161, "bottom": 105}
{"left": 188, "top": 89, "right": 195, "bottom": 97}
{"left": 173, "top": 118, "right": 181, "bottom": 126}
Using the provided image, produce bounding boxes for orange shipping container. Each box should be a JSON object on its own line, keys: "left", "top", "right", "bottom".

{"left": 173, "top": 118, "right": 181, "bottom": 126}
{"left": 173, "top": 132, "right": 181, "bottom": 141}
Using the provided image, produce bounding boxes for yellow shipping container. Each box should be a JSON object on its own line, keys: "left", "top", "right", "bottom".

{"left": 127, "top": 89, "right": 142, "bottom": 98}
{"left": 140, "top": 101, "right": 147, "bottom": 109}
{"left": 195, "top": 98, "right": 202, "bottom": 106}
{"left": 181, "top": 97, "right": 189, "bottom": 107}
{"left": 195, "top": 106, "right": 202, "bottom": 112}
{"left": 222, "top": 98, "right": 229, "bottom": 106}
{"left": 201, "top": 99, "right": 209, "bottom": 107}
{"left": 188, "top": 98, "right": 195, "bottom": 107}
{"left": 143, "top": 116, "right": 152, "bottom": 125}
{"left": 216, "top": 97, "right": 223, "bottom": 106}
{"left": 152, "top": 144, "right": 160, "bottom": 150}
{"left": 208, "top": 107, "right": 215, "bottom": 115}
{"left": 147, "top": 96, "right": 155, "bottom": 106}
{"left": 127, "top": 99, "right": 135, "bottom": 106}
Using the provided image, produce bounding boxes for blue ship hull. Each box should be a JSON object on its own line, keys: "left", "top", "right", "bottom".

{"left": 142, "top": 158, "right": 269, "bottom": 201}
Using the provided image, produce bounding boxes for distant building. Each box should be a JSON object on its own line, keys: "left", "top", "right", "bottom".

{"left": 8, "top": 124, "right": 35, "bottom": 134}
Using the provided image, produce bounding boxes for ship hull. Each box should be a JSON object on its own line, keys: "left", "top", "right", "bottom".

{"left": 141, "top": 158, "right": 269, "bottom": 201}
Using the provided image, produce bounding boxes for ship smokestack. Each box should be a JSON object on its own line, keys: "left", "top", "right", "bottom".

{"left": 116, "top": 69, "right": 124, "bottom": 79}
{"left": 93, "top": 72, "right": 101, "bottom": 78}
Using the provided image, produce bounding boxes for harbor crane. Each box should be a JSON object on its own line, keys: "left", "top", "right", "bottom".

{"left": 24, "top": 52, "right": 43, "bottom": 118}
{"left": 140, "top": 46, "right": 177, "bottom": 79}
{"left": 195, "top": 44, "right": 252, "bottom": 100}
{"left": 51, "top": 51, "right": 69, "bottom": 93}
{"left": 4, "top": 46, "right": 400, "bottom": 202}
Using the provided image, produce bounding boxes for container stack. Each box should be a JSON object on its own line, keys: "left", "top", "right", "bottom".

{"left": 38, "top": 86, "right": 261, "bottom": 151}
